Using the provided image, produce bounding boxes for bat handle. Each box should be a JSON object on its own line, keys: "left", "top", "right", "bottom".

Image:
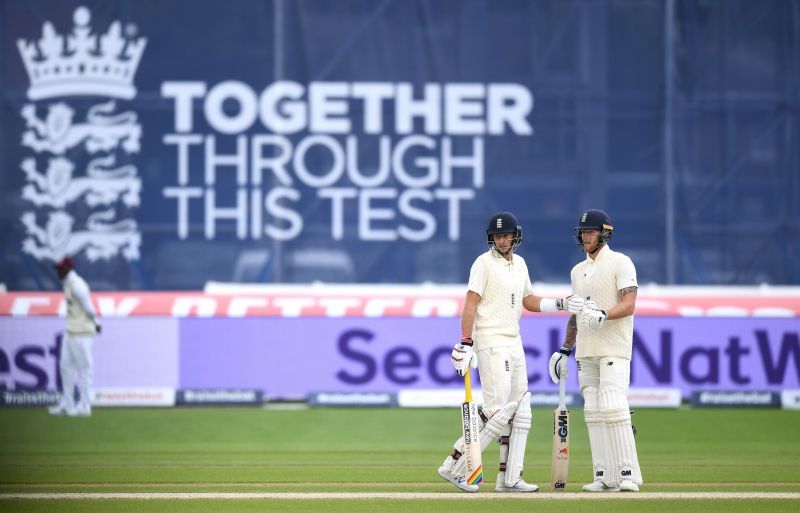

{"left": 464, "top": 369, "right": 473, "bottom": 403}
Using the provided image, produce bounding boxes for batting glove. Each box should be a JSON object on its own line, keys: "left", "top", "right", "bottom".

{"left": 554, "top": 295, "right": 585, "bottom": 314}
{"left": 451, "top": 337, "right": 477, "bottom": 376}
{"left": 548, "top": 346, "right": 571, "bottom": 384}
{"left": 580, "top": 306, "right": 607, "bottom": 329}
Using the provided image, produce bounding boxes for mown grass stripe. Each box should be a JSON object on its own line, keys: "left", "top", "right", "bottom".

{"left": 2, "top": 492, "right": 799, "bottom": 500}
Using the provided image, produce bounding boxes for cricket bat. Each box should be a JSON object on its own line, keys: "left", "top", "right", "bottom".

{"left": 461, "top": 368, "right": 484, "bottom": 486}
{"left": 551, "top": 368, "right": 570, "bottom": 490}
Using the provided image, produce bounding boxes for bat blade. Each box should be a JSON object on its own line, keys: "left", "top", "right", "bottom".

{"left": 462, "top": 370, "right": 483, "bottom": 485}
{"left": 551, "top": 373, "right": 570, "bottom": 490}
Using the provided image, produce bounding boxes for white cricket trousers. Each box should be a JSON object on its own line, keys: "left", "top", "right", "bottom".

{"left": 58, "top": 333, "right": 94, "bottom": 410}
{"left": 476, "top": 344, "right": 528, "bottom": 416}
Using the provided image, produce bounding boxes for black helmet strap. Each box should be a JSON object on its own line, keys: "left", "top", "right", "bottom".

{"left": 575, "top": 227, "right": 611, "bottom": 255}
{"left": 488, "top": 230, "right": 522, "bottom": 256}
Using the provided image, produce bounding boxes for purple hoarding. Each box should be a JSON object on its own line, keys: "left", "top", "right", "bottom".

{"left": 178, "top": 318, "right": 463, "bottom": 395}
{"left": 2, "top": 317, "right": 797, "bottom": 398}
{"left": 178, "top": 317, "right": 800, "bottom": 398}
{"left": 0, "top": 318, "right": 179, "bottom": 390}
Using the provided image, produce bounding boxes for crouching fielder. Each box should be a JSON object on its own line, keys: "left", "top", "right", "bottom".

{"left": 549, "top": 209, "right": 644, "bottom": 492}
{"left": 437, "top": 212, "right": 584, "bottom": 493}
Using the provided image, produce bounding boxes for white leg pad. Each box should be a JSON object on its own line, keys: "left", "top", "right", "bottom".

{"left": 583, "top": 385, "right": 613, "bottom": 486}
{"left": 584, "top": 408, "right": 613, "bottom": 485}
{"left": 600, "top": 386, "right": 643, "bottom": 486}
{"left": 504, "top": 392, "right": 531, "bottom": 487}
{"left": 449, "top": 401, "right": 517, "bottom": 478}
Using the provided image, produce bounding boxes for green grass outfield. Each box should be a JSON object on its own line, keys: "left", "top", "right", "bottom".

{"left": 0, "top": 406, "right": 798, "bottom": 512}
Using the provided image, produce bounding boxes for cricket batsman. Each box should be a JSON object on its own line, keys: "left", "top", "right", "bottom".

{"left": 437, "top": 212, "right": 584, "bottom": 492}
{"left": 548, "top": 209, "right": 644, "bottom": 492}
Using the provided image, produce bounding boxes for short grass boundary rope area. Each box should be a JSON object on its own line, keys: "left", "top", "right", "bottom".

{"left": 2, "top": 492, "right": 800, "bottom": 500}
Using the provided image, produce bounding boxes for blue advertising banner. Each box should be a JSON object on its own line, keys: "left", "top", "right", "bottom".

{"left": 2, "top": 1, "right": 534, "bottom": 290}
{"left": 2, "top": 1, "right": 798, "bottom": 290}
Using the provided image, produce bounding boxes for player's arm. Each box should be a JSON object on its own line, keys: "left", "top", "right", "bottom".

{"left": 523, "top": 294, "right": 584, "bottom": 314}
{"left": 461, "top": 291, "right": 480, "bottom": 339}
{"left": 562, "top": 314, "right": 578, "bottom": 352}
{"left": 605, "top": 286, "right": 637, "bottom": 320}
{"left": 451, "top": 291, "right": 481, "bottom": 376}
{"left": 73, "top": 280, "right": 101, "bottom": 333}
{"left": 583, "top": 285, "right": 637, "bottom": 322}
{"left": 548, "top": 267, "right": 581, "bottom": 383}
{"left": 522, "top": 295, "right": 544, "bottom": 312}
{"left": 547, "top": 315, "right": 577, "bottom": 384}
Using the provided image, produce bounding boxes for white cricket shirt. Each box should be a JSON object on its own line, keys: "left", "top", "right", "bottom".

{"left": 63, "top": 270, "right": 99, "bottom": 335}
{"left": 570, "top": 245, "right": 637, "bottom": 360}
{"left": 467, "top": 250, "right": 534, "bottom": 350}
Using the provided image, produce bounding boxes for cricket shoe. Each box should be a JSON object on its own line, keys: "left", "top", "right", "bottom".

{"left": 437, "top": 466, "right": 479, "bottom": 493}
{"left": 495, "top": 472, "right": 539, "bottom": 493}
{"left": 47, "top": 404, "right": 69, "bottom": 416}
{"left": 68, "top": 404, "right": 92, "bottom": 417}
{"left": 582, "top": 481, "right": 620, "bottom": 492}
{"left": 619, "top": 479, "right": 639, "bottom": 492}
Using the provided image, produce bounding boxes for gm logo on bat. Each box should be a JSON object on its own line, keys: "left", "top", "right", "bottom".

{"left": 558, "top": 412, "right": 569, "bottom": 442}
